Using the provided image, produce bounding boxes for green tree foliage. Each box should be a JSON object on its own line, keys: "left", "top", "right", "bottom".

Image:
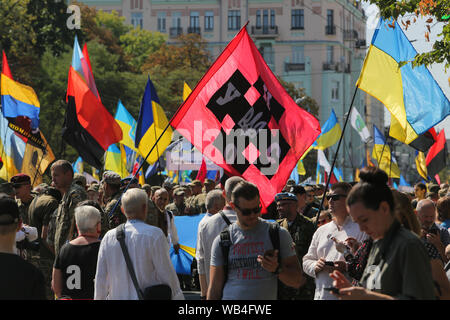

{"left": 369, "top": 0, "right": 449, "bottom": 69}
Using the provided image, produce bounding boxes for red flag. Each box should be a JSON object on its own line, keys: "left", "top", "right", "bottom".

{"left": 196, "top": 157, "right": 207, "bottom": 182}
{"left": 426, "top": 130, "right": 446, "bottom": 178}
{"left": 170, "top": 25, "right": 321, "bottom": 208}
{"left": 435, "top": 174, "right": 441, "bottom": 185}
{"left": 2, "top": 51, "right": 13, "bottom": 79}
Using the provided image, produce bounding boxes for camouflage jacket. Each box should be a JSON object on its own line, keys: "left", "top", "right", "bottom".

{"left": 104, "top": 191, "right": 126, "bottom": 230}
{"left": 17, "top": 195, "right": 36, "bottom": 225}
{"left": 165, "top": 202, "right": 186, "bottom": 216}
{"left": 48, "top": 183, "right": 87, "bottom": 258}
{"left": 277, "top": 214, "right": 317, "bottom": 300}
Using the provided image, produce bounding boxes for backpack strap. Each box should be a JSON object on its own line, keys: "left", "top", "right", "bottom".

{"left": 269, "top": 223, "right": 281, "bottom": 265}
{"left": 219, "top": 226, "right": 232, "bottom": 283}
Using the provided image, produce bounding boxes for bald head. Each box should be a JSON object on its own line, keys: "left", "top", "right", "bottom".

{"left": 416, "top": 199, "right": 436, "bottom": 230}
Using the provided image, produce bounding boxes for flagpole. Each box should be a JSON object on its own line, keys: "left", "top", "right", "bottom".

{"left": 313, "top": 85, "right": 359, "bottom": 227}
{"left": 31, "top": 142, "right": 48, "bottom": 186}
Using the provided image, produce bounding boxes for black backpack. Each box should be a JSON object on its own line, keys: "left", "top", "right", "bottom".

{"left": 218, "top": 212, "right": 281, "bottom": 282}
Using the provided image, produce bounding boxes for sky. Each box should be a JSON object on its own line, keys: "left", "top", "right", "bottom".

{"left": 361, "top": 1, "right": 450, "bottom": 137}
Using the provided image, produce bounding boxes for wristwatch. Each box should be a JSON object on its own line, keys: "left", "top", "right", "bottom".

{"left": 272, "top": 265, "right": 282, "bottom": 275}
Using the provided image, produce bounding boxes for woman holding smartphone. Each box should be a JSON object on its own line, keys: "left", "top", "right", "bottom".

{"left": 328, "top": 167, "right": 436, "bottom": 300}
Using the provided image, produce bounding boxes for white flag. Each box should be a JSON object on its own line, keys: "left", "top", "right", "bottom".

{"left": 317, "top": 149, "right": 331, "bottom": 174}
{"left": 350, "top": 107, "right": 371, "bottom": 143}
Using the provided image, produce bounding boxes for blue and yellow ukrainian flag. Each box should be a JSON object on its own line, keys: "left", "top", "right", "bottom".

{"left": 1, "top": 52, "right": 40, "bottom": 130}
{"left": 0, "top": 113, "right": 25, "bottom": 180}
{"left": 372, "top": 125, "right": 400, "bottom": 178}
{"left": 114, "top": 100, "right": 138, "bottom": 152}
{"left": 104, "top": 144, "right": 129, "bottom": 178}
{"left": 72, "top": 157, "right": 84, "bottom": 174}
{"left": 183, "top": 82, "right": 192, "bottom": 102}
{"left": 135, "top": 77, "right": 173, "bottom": 164}
{"left": 313, "top": 109, "right": 342, "bottom": 150}
{"left": 357, "top": 18, "right": 450, "bottom": 144}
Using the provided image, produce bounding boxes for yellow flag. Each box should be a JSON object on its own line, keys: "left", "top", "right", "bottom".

{"left": 415, "top": 151, "right": 427, "bottom": 180}
{"left": 297, "top": 160, "right": 306, "bottom": 176}
{"left": 21, "top": 133, "right": 55, "bottom": 186}
{"left": 183, "top": 82, "right": 192, "bottom": 101}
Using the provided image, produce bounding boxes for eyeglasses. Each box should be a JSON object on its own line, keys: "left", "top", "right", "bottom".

{"left": 326, "top": 194, "right": 347, "bottom": 201}
{"left": 235, "top": 204, "right": 262, "bottom": 216}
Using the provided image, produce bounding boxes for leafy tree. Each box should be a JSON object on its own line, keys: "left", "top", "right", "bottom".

{"left": 369, "top": 0, "right": 449, "bottom": 69}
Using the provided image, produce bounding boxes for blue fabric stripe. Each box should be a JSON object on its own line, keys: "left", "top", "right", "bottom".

{"left": 135, "top": 77, "right": 156, "bottom": 148}
{"left": 1, "top": 94, "right": 40, "bottom": 129}
{"left": 373, "top": 125, "right": 385, "bottom": 145}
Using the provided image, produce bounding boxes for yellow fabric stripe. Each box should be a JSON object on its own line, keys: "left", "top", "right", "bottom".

{"left": 314, "top": 124, "right": 341, "bottom": 150}
{"left": 1, "top": 74, "right": 40, "bottom": 107}
{"left": 357, "top": 45, "right": 417, "bottom": 144}
{"left": 372, "top": 145, "right": 400, "bottom": 178}
{"left": 116, "top": 119, "right": 138, "bottom": 152}
{"left": 180, "top": 245, "right": 196, "bottom": 257}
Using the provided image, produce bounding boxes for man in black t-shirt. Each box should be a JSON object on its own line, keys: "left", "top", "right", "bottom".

{"left": 0, "top": 196, "right": 46, "bottom": 299}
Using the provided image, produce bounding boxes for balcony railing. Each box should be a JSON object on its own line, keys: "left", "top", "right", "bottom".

{"left": 325, "top": 25, "right": 336, "bottom": 35}
{"left": 323, "top": 62, "right": 337, "bottom": 71}
{"left": 344, "top": 29, "right": 358, "bottom": 40}
{"left": 355, "top": 39, "right": 366, "bottom": 48}
{"left": 187, "top": 26, "right": 201, "bottom": 35}
{"left": 169, "top": 27, "right": 183, "bottom": 38}
{"left": 285, "top": 62, "right": 305, "bottom": 72}
{"left": 251, "top": 25, "right": 279, "bottom": 37}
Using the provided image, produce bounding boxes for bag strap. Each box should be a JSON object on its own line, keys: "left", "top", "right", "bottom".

{"left": 219, "top": 211, "right": 232, "bottom": 226}
{"left": 116, "top": 223, "right": 144, "bottom": 300}
{"left": 269, "top": 223, "right": 281, "bottom": 265}
{"left": 219, "top": 227, "right": 232, "bottom": 283}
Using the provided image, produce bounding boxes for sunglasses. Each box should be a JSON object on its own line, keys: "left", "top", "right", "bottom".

{"left": 326, "top": 194, "right": 347, "bottom": 201}
{"left": 235, "top": 204, "right": 262, "bottom": 216}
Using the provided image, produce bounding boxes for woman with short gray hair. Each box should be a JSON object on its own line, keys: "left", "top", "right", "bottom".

{"left": 52, "top": 205, "right": 102, "bottom": 300}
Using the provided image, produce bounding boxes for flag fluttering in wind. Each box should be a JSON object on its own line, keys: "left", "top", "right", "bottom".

{"left": 170, "top": 25, "right": 320, "bottom": 209}
{"left": 357, "top": 18, "right": 449, "bottom": 145}
{"left": 371, "top": 125, "right": 400, "bottom": 178}
{"left": 62, "top": 36, "right": 122, "bottom": 169}
{"left": 313, "top": 109, "right": 341, "bottom": 150}
{"left": 0, "top": 113, "right": 25, "bottom": 180}
{"left": 415, "top": 150, "right": 428, "bottom": 180}
{"left": 350, "top": 107, "right": 371, "bottom": 143}
{"left": 425, "top": 130, "right": 447, "bottom": 179}
{"left": 72, "top": 156, "right": 84, "bottom": 174}
{"left": 135, "top": 77, "right": 173, "bottom": 165}
{"left": 196, "top": 157, "right": 207, "bottom": 182}
{"left": 183, "top": 82, "right": 192, "bottom": 102}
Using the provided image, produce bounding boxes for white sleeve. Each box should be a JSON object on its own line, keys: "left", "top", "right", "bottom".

{"left": 169, "top": 214, "right": 179, "bottom": 245}
{"left": 302, "top": 229, "right": 320, "bottom": 278}
{"left": 196, "top": 224, "right": 206, "bottom": 275}
{"left": 94, "top": 237, "right": 109, "bottom": 300}
{"left": 152, "top": 232, "right": 185, "bottom": 300}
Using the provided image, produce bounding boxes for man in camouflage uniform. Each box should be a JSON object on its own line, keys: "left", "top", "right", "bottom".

{"left": 47, "top": 160, "right": 87, "bottom": 258}
{"left": 11, "top": 174, "right": 36, "bottom": 225}
{"left": 191, "top": 179, "right": 216, "bottom": 214}
{"left": 101, "top": 171, "right": 125, "bottom": 230}
{"left": 185, "top": 180, "right": 203, "bottom": 215}
{"left": 275, "top": 192, "right": 316, "bottom": 300}
{"left": 165, "top": 188, "right": 186, "bottom": 216}
{"left": 28, "top": 186, "right": 61, "bottom": 299}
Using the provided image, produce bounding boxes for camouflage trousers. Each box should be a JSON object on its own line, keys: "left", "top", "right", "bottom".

{"left": 29, "top": 255, "right": 55, "bottom": 300}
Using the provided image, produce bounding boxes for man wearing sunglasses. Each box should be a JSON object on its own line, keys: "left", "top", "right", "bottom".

{"left": 208, "top": 181, "right": 304, "bottom": 300}
{"left": 302, "top": 182, "right": 368, "bottom": 300}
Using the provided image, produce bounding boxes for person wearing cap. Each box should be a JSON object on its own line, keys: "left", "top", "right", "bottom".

{"left": 87, "top": 183, "right": 100, "bottom": 204}
{"left": 165, "top": 188, "right": 186, "bottom": 216}
{"left": 102, "top": 171, "right": 125, "bottom": 230}
{"left": 0, "top": 182, "right": 15, "bottom": 198}
{"left": 289, "top": 185, "right": 319, "bottom": 219}
{"left": 47, "top": 160, "right": 88, "bottom": 259}
{"left": 11, "top": 174, "right": 35, "bottom": 225}
{"left": 27, "top": 186, "right": 62, "bottom": 299}
{"left": 185, "top": 180, "right": 203, "bottom": 215}
{"left": 0, "top": 196, "right": 46, "bottom": 299}
{"left": 73, "top": 173, "right": 87, "bottom": 190}
{"left": 275, "top": 192, "right": 316, "bottom": 300}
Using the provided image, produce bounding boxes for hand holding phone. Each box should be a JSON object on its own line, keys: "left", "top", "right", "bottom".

{"left": 324, "top": 261, "right": 335, "bottom": 267}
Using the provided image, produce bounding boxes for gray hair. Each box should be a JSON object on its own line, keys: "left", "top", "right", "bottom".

{"left": 224, "top": 176, "right": 245, "bottom": 202}
{"left": 416, "top": 199, "right": 435, "bottom": 213}
{"left": 205, "top": 189, "right": 225, "bottom": 211}
{"left": 121, "top": 188, "right": 148, "bottom": 217}
{"left": 75, "top": 206, "right": 101, "bottom": 234}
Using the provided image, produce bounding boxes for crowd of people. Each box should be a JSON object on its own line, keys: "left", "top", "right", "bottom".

{"left": 0, "top": 159, "right": 449, "bottom": 300}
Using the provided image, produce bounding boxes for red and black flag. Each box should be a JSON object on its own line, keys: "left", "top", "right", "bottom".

{"left": 425, "top": 129, "right": 447, "bottom": 179}
{"left": 409, "top": 128, "right": 437, "bottom": 153}
{"left": 170, "top": 25, "right": 321, "bottom": 210}
{"left": 62, "top": 37, "right": 122, "bottom": 169}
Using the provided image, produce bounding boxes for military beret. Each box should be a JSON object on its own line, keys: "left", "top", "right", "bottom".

{"left": 102, "top": 171, "right": 121, "bottom": 185}
{"left": 10, "top": 174, "right": 31, "bottom": 187}
{"left": 151, "top": 185, "right": 162, "bottom": 192}
{"left": 275, "top": 192, "right": 298, "bottom": 202}
{"left": 0, "top": 197, "right": 20, "bottom": 225}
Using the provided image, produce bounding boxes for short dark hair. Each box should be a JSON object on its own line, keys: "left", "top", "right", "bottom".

{"left": 330, "top": 182, "right": 352, "bottom": 194}
{"left": 290, "top": 185, "right": 306, "bottom": 195}
{"left": 51, "top": 160, "right": 74, "bottom": 178}
{"left": 231, "top": 181, "right": 260, "bottom": 206}
{"left": 347, "top": 167, "right": 394, "bottom": 212}
{"left": 414, "top": 182, "right": 426, "bottom": 190}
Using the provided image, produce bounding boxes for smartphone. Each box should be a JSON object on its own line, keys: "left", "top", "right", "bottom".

{"left": 264, "top": 249, "right": 275, "bottom": 258}
{"left": 324, "top": 287, "right": 340, "bottom": 294}
{"left": 324, "top": 261, "right": 334, "bottom": 267}
{"left": 427, "top": 229, "right": 438, "bottom": 235}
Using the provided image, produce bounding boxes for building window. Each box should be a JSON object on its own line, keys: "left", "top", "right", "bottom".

{"left": 327, "top": 46, "right": 334, "bottom": 64}
{"left": 256, "top": 10, "right": 261, "bottom": 28}
{"left": 292, "top": 46, "right": 305, "bottom": 63}
{"left": 131, "top": 12, "right": 143, "bottom": 29}
{"left": 190, "top": 11, "right": 199, "bottom": 28}
{"left": 291, "top": 9, "right": 304, "bottom": 29}
{"left": 157, "top": 12, "right": 166, "bottom": 32}
{"left": 270, "top": 9, "right": 275, "bottom": 28}
{"left": 205, "top": 11, "right": 214, "bottom": 31}
{"left": 130, "top": 0, "right": 143, "bottom": 10}
{"left": 327, "top": 9, "right": 334, "bottom": 27}
{"left": 172, "top": 12, "right": 181, "bottom": 28}
{"left": 259, "top": 43, "right": 274, "bottom": 66}
{"left": 228, "top": 10, "right": 241, "bottom": 31}
{"left": 331, "top": 81, "right": 339, "bottom": 101}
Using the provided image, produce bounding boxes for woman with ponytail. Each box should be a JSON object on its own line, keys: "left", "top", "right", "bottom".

{"left": 329, "top": 167, "right": 436, "bottom": 300}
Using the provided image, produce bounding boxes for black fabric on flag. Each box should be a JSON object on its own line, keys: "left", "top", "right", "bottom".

{"left": 409, "top": 130, "right": 436, "bottom": 152}
{"left": 62, "top": 96, "right": 104, "bottom": 169}
{"left": 426, "top": 143, "right": 447, "bottom": 178}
